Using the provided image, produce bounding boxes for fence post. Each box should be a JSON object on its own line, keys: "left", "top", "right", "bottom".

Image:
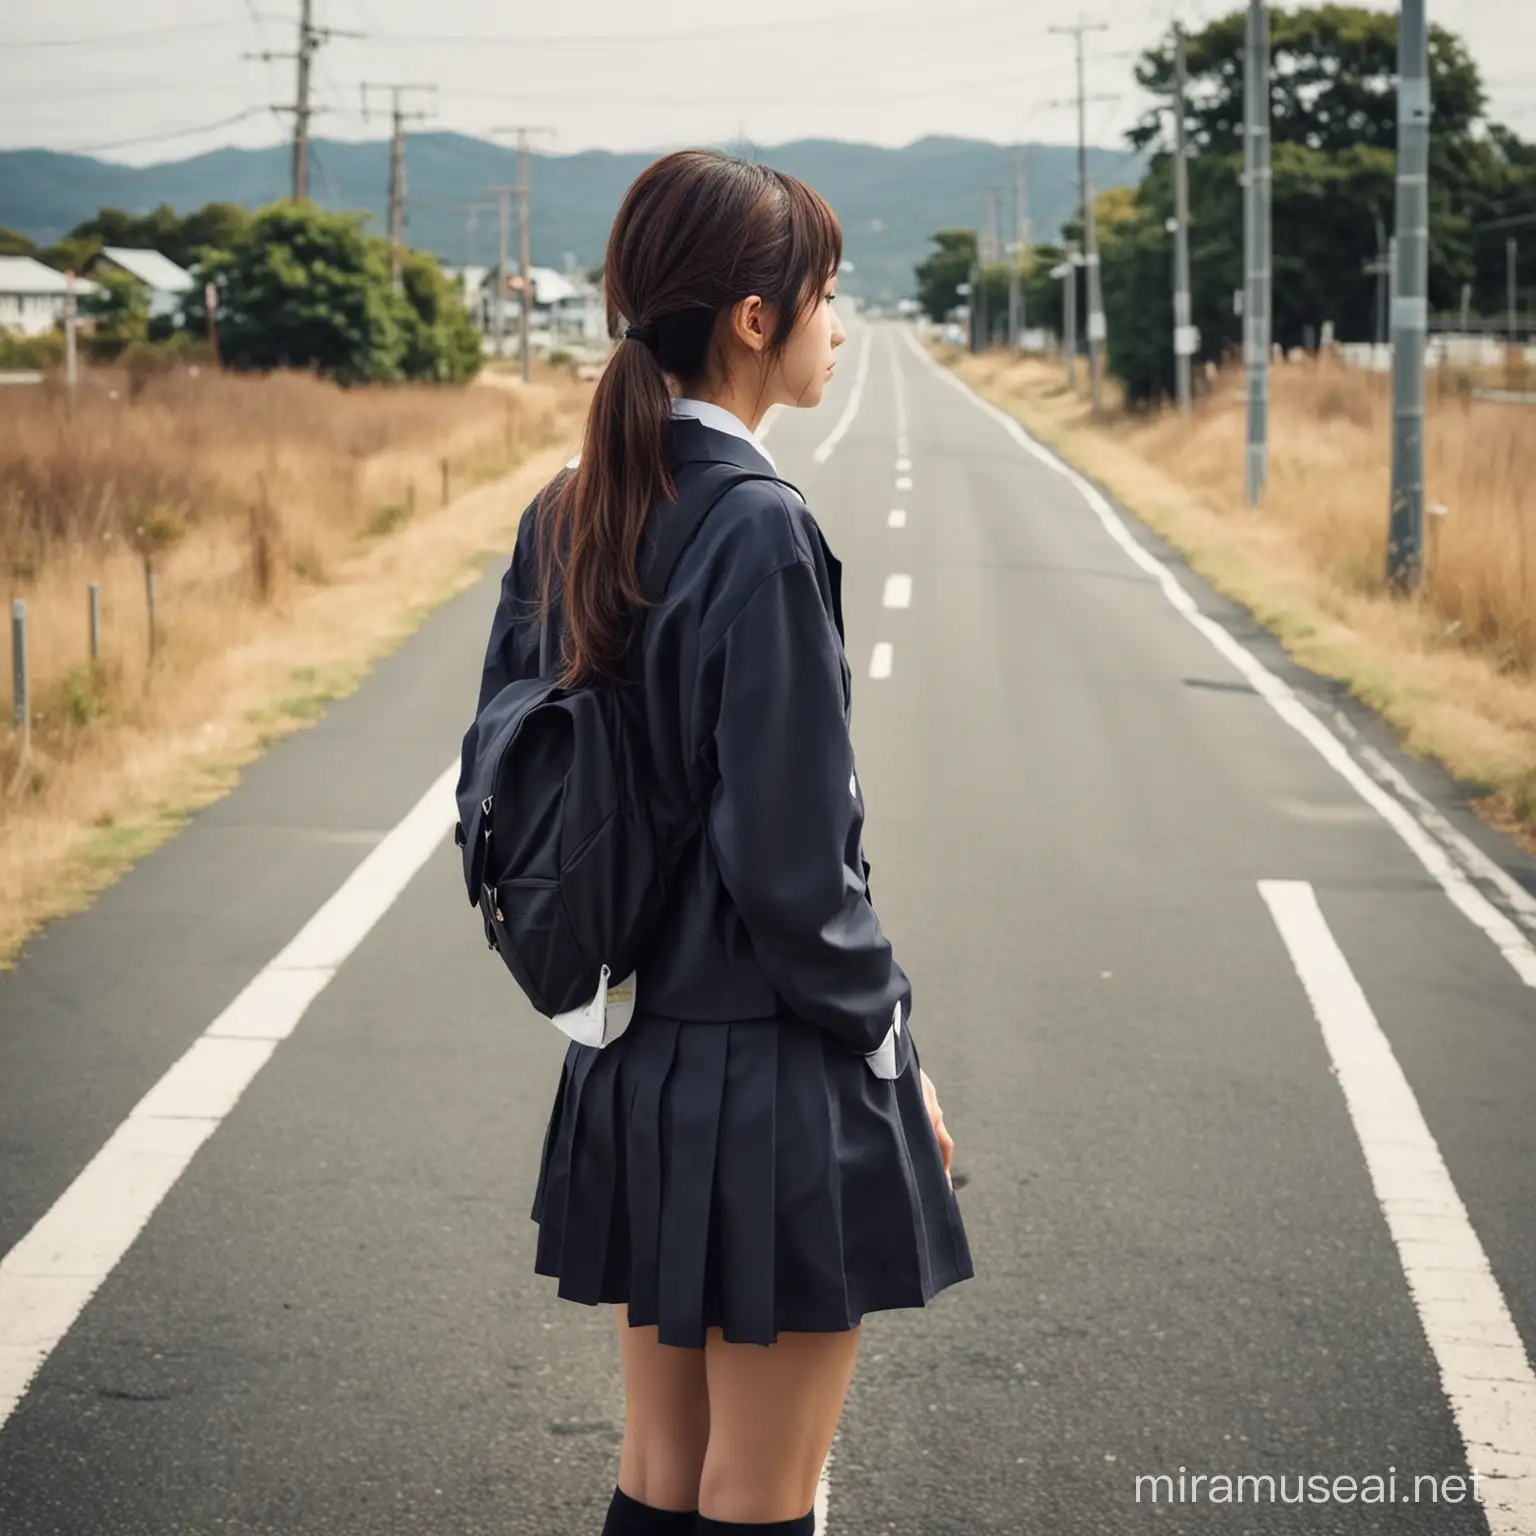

{"left": 441, "top": 457, "right": 450, "bottom": 506}
{"left": 11, "top": 600, "right": 27, "bottom": 736}
{"left": 145, "top": 557, "right": 158, "bottom": 661}
{"left": 88, "top": 580, "right": 101, "bottom": 662}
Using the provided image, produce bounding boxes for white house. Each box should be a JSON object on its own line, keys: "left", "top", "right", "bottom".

{"left": 0, "top": 257, "right": 100, "bottom": 336}
{"left": 89, "top": 247, "right": 195, "bottom": 320}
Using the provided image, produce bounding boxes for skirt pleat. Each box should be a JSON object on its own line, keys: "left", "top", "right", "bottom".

{"left": 531, "top": 1011, "right": 974, "bottom": 1348}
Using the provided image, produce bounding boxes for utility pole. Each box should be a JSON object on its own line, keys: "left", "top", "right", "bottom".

{"left": 1387, "top": 0, "right": 1430, "bottom": 591}
{"left": 1009, "top": 147, "right": 1029, "bottom": 352}
{"left": 1172, "top": 22, "right": 1195, "bottom": 413}
{"left": 485, "top": 184, "right": 517, "bottom": 361}
{"left": 492, "top": 126, "right": 555, "bottom": 383}
{"left": 1061, "top": 252, "right": 1080, "bottom": 387}
{"left": 1364, "top": 219, "right": 1391, "bottom": 348}
{"left": 362, "top": 83, "right": 435, "bottom": 290}
{"left": 246, "top": 1, "right": 360, "bottom": 201}
{"left": 1242, "top": 0, "right": 1272, "bottom": 508}
{"left": 1509, "top": 238, "right": 1520, "bottom": 353}
{"left": 1052, "top": 19, "right": 1110, "bottom": 415}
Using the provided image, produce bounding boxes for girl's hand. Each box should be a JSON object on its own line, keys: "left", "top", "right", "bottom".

{"left": 919, "top": 1067, "right": 955, "bottom": 1190}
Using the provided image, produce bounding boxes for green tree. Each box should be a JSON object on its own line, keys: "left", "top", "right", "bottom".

{"left": 80, "top": 266, "right": 151, "bottom": 351}
{"left": 397, "top": 249, "right": 483, "bottom": 382}
{"left": 0, "top": 228, "right": 37, "bottom": 257}
{"left": 187, "top": 202, "right": 405, "bottom": 383}
{"left": 915, "top": 230, "right": 978, "bottom": 322}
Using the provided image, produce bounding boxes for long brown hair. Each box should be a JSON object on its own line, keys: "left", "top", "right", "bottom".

{"left": 536, "top": 149, "right": 842, "bottom": 686}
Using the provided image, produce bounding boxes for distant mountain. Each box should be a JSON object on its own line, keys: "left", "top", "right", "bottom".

{"left": 0, "top": 134, "right": 1143, "bottom": 302}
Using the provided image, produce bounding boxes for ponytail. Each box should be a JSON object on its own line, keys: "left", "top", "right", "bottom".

{"left": 537, "top": 149, "right": 841, "bottom": 688}
{"left": 538, "top": 332, "right": 673, "bottom": 686}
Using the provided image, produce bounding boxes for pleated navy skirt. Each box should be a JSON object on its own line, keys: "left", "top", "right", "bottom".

{"left": 530, "top": 1011, "right": 974, "bottom": 1348}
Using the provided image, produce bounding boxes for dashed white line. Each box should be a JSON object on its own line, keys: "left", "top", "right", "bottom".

{"left": 869, "top": 642, "right": 894, "bottom": 678}
{"left": 812, "top": 328, "right": 872, "bottom": 464}
{"left": 895, "top": 476, "right": 913, "bottom": 491}
{"left": 896, "top": 457, "right": 911, "bottom": 472}
{"left": 1260, "top": 880, "right": 1536, "bottom": 1534}
{"left": 0, "top": 760, "right": 462, "bottom": 1431}
{"left": 888, "top": 510, "right": 907, "bottom": 528}
{"left": 900, "top": 325, "right": 1536, "bottom": 991}
{"left": 882, "top": 574, "right": 912, "bottom": 609}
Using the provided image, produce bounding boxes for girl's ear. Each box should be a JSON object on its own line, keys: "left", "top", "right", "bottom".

{"left": 729, "top": 294, "right": 768, "bottom": 355}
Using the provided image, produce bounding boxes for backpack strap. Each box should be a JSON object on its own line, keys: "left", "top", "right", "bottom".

{"left": 638, "top": 462, "right": 791, "bottom": 606}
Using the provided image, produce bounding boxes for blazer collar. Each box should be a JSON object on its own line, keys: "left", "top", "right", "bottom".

{"left": 667, "top": 416, "right": 779, "bottom": 477}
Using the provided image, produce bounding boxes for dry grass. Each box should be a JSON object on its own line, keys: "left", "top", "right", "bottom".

{"left": 939, "top": 346, "right": 1536, "bottom": 847}
{"left": 0, "top": 364, "right": 590, "bottom": 963}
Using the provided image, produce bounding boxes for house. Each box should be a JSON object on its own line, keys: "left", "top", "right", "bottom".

{"left": 88, "top": 247, "right": 195, "bottom": 320}
{"left": 0, "top": 256, "right": 100, "bottom": 336}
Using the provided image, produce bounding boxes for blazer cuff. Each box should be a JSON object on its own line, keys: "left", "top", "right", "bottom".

{"left": 862, "top": 999, "right": 904, "bottom": 1080}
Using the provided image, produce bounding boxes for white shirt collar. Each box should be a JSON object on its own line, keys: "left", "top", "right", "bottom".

{"left": 670, "top": 397, "right": 777, "bottom": 472}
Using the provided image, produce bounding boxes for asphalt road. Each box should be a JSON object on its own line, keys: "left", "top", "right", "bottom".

{"left": 2, "top": 313, "right": 1534, "bottom": 1535}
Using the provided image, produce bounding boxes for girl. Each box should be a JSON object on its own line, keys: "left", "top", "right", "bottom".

{"left": 471, "top": 148, "right": 973, "bottom": 1534}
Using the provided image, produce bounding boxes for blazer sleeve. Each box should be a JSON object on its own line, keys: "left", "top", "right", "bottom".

{"left": 704, "top": 557, "right": 911, "bottom": 1058}
{"left": 474, "top": 519, "right": 542, "bottom": 713}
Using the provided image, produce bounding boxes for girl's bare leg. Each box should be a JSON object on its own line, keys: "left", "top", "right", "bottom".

{"left": 612, "top": 1303, "right": 711, "bottom": 1511}
{"left": 698, "top": 1325, "right": 861, "bottom": 1524}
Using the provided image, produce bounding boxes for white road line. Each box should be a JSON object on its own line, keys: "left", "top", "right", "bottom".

{"left": 888, "top": 509, "right": 907, "bottom": 528}
{"left": 895, "top": 476, "right": 913, "bottom": 491}
{"left": 815, "top": 1442, "right": 834, "bottom": 1530}
{"left": 1259, "top": 881, "right": 1536, "bottom": 1534}
{"left": 900, "top": 326, "right": 1536, "bottom": 991}
{"left": 882, "top": 574, "right": 912, "bottom": 609}
{"left": 0, "top": 759, "right": 461, "bottom": 1431}
{"left": 896, "top": 457, "right": 912, "bottom": 472}
{"left": 870, "top": 642, "right": 894, "bottom": 678}
{"left": 812, "top": 328, "right": 872, "bottom": 464}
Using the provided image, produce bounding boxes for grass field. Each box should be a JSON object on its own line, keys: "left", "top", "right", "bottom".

{"left": 0, "top": 363, "right": 591, "bottom": 962}
{"left": 940, "top": 346, "right": 1536, "bottom": 848}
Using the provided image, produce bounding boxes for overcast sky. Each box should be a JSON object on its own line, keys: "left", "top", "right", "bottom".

{"left": 2, "top": 0, "right": 1532, "bottom": 167}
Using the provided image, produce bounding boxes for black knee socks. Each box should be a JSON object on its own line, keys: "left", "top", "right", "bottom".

{"left": 601, "top": 1486, "right": 697, "bottom": 1534}
{"left": 601, "top": 1483, "right": 815, "bottom": 1535}
{"left": 696, "top": 1514, "right": 814, "bottom": 1534}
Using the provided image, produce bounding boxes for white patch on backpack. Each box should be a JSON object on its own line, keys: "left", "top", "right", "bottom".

{"left": 849, "top": 772, "right": 858, "bottom": 799}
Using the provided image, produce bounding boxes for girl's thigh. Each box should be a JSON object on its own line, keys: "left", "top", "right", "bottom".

{"left": 699, "top": 1325, "right": 862, "bottom": 1523}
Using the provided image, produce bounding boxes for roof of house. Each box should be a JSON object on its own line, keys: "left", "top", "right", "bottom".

{"left": 0, "top": 255, "right": 101, "bottom": 296}
{"left": 97, "top": 247, "right": 195, "bottom": 293}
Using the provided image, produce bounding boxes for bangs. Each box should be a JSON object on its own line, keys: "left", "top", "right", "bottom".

{"left": 771, "top": 169, "right": 844, "bottom": 338}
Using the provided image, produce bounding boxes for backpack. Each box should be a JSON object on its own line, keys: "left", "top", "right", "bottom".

{"left": 454, "top": 462, "right": 782, "bottom": 1048}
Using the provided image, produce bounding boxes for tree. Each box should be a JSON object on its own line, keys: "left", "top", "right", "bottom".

{"left": 184, "top": 201, "right": 481, "bottom": 385}
{"left": 188, "top": 202, "right": 405, "bottom": 383}
{"left": 0, "top": 228, "right": 37, "bottom": 257}
{"left": 80, "top": 267, "right": 150, "bottom": 351}
{"left": 1130, "top": 6, "right": 1484, "bottom": 161}
{"left": 398, "top": 248, "right": 483, "bottom": 382}
{"left": 915, "top": 230, "right": 978, "bottom": 322}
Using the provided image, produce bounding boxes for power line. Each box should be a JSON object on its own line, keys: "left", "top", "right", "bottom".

{"left": 7, "top": 19, "right": 246, "bottom": 49}
{"left": 40, "top": 107, "right": 273, "bottom": 155}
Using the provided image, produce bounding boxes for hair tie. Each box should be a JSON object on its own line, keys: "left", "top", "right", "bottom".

{"left": 624, "top": 323, "right": 658, "bottom": 350}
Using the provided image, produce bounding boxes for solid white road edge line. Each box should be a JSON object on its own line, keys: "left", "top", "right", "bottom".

{"left": 899, "top": 326, "right": 1536, "bottom": 991}
{"left": 1259, "top": 881, "right": 1536, "bottom": 1534}
{"left": 882, "top": 574, "right": 912, "bottom": 609}
{"left": 812, "top": 328, "right": 872, "bottom": 464}
{"left": 0, "top": 759, "right": 462, "bottom": 1430}
{"left": 870, "top": 642, "right": 894, "bottom": 679}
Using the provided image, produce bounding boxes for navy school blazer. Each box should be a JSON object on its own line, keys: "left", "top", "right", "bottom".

{"left": 471, "top": 416, "right": 912, "bottom": 1065}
